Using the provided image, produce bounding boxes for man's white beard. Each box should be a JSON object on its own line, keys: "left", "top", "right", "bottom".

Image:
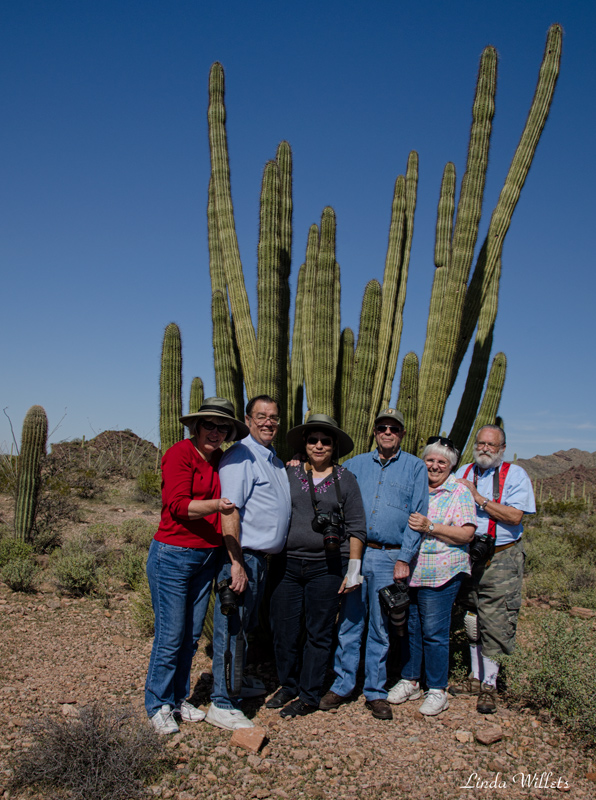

{"left": 474, "top": 448, "right": 504, "bottom": 470}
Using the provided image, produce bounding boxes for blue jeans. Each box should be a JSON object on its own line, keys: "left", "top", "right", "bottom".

{"left": 211, "top": 550, "right": 267, "bottom": 710}
{"left": 269, "top": 553, "right": 347, "bottom": 706}
{"left": 331, "top": 547, "right": 403, "bottom": 701}
{"left": 144, "top": 539, "right": 219, "bottom": 718}
{"left": 400, "top": 574, "right": 463, "bottom": 689}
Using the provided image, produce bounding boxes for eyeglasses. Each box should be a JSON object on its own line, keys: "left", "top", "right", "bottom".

{"left": 251, "top": 414, "right": 280, "bottom": 425}
{"left": 375, "top": 425, "right": 403, "bottom": 434}
{"left": 200, "top": 420, "right": 232, "bottom": 435}
{"left": 427, "top": 436, "right": 454, "bottom": 449}
{"left": 475, "top": 440, "right": 504, "bottom": 451}
{"left": 306, "top": 435, "right": 334, "bottom": 447}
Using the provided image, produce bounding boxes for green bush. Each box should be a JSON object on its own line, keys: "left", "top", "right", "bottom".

{"left": 130, "top": 574, "right": 154, "bottom": 636}
{"left": 135, "top": 470, "right": 161, "bottom": 503}
{"left": 1, "top": 558, "right": 38, "bottom": 592}
{"left": 11, "top": 703, "right": 170, "bottom": 800}
{"left": 120, "top": 518, "right": 155, "bottom": 550}
{"left": 115, "top": 546, "right": 147, "bottom": 590}
{"left": 505, "top": 611, "right": 596, "bottom": 743}
{"left": 0, "top": 538, "right": 34, "bottom": 569}
{"left": 51, "top": 537, "right": 103, "bottom": 597}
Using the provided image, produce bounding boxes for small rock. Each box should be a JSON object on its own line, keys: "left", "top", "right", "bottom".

{"left": 586, "top": 773, "right": 596, "bottom": 782}
{"left": 569, "top": 606, "right": 595, "bottom": 619}
{"left": 230, "top": 725, "right": 267, "bottom": 753}
{"left": 488, "top": 757, "right": 507, "bottom": 771}
{"left": 247, "top": 755, "right": 261, "bottom": 769}
{"left": 251, "top": 790, "right": 270, "bottom": 799}
{"left": 475, "top": 724, "right": 503, "bottom": 745}
{"left": 292, "top": 748, "right": 309, "bottom": 761}
{"left": 455, "top": 729, "right": 474, "bottom": 743}
{"left": 61, "top": 704, "right": 79, "bottom": 718}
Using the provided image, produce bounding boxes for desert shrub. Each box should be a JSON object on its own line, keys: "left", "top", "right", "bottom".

{"left": 120, "top": 518, "right": 156, "bottom": 550}
{"left": 1, "top": 558, "right": 38, "bottom": 592}
{"left": 84, "top": 523, "right": 118, "bottom": 546}
{"left": 115, "top": 546, "right": 147, "bottom": 590}
{"left": 33, "top": 489, "right": 81, "bottom": 551}
{"left": 136, "top": 470, "right": 161, "bottom": 503}
{"left": 505, "top": 611, "right": 596, "bottom": 743}
{"left": 0, "top": 451, "right": 17, "bottom": 495}
{"left": 51, "top": 535, "right": 106, "bottom": 596}
{"left": 130, "top": 574, "right": 154, "bottom": 636}
{"left": 0, "top": 537, "right": 34, "bottom": 569}
{"left": 11, "top": 703, "right": 170, "bottom": 800}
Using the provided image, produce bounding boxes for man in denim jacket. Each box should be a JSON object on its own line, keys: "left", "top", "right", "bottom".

{"left": 320, "top": 408, "right": 428, "bottom": 720}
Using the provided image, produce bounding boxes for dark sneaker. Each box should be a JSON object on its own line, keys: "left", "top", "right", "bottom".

{"left": 265, "top": 688, "right": 296, "bottom": 709}
{"left": 448, "top": 675, "right": 482, "bottom": 697}
{"left": 279, "top": 699, "right": 318, "bottom": 718}
{"left": 319, "top": 690, "right": 349, "bottom": 711}
{"left": 477, "top": 683, "right": 497, "bottom": 714}
{"left": 365, "top": 699, "right": 393, "bottom": 720}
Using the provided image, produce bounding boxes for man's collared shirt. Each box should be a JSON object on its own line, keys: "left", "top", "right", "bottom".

{"left": 342, "top": 448, "right": 428, "bottom": 564}
{"left": 455, "top": 462, "right": 535, "bottom": 546}
{"left": 219, "top": 434, "right": 291, "bottom": 554}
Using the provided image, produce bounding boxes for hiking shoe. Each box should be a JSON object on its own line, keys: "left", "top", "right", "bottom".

{"left": 419, "top": 689, "right": 450, "bottom": 716}
{"left": 477, "top": 683, "right": 497, "bottom": 714}
{"left": 279, "top": 699, "right": 318, "bottom": 718}
{"left": 205, "top": 703, "right": 254, "bottom": 730}
{"left": 265, "top": 688, "right": 297, "bottom": 709}
{"left": 175, "top": 700, "right": 205, "bottom": 722}
{"left": 448, "top": 675, "right": 482, "bottom": 697}
{"left": 365, "top": 699, "right": 393, "bottom": 720}
{"left": 387, "top": 679, "right": 422, "bottom": 705}
{"left": 240, "top": 675, "right": 267, "bottom": 698}
{"left": 150, "top": 705, "right": 180, "bottom": 735}
{"left": 319, "top": 690, "right": 348, "bottom": 711}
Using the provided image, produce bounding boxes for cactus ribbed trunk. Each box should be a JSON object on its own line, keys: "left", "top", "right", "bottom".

{"left": 160, "top": 323, "right": 184, "bottom": 454}
{"left": 336, "top": 327, "right": 355, "bottom": 431}
{"left": 301, "top": 224, "right": 319, "bottom": 416}
{"left": 14, "top": 405, "right": 48, "bottom": 542}
{"left": 213, "top": 291, "right": 244, "bottom": 418}
{"left": 289, "top": 264, "right": 306, "bottom": 430}
{"left": 460, "top": 352, "right": 507, "bottom": 463}
{"left": 396, "top": 352, "right": 419, "bottom": 456}
{"left": 189, "top": 377, "right": 204, "bottom": 414}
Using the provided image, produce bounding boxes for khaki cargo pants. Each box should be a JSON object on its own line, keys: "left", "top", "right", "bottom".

{"left": 459, "top": 538, "right": 525, "bottom": 660}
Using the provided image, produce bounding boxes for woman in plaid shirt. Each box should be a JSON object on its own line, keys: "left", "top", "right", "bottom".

{"left": 387, "top": 436, "right": 477, "bottom": 716}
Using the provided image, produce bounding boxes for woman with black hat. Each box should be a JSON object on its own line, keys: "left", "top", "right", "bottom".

{"left": 145, "top": 398, "right": 248, "bottom": 735}
{"left": 266, "top": 414, "right": 366, "bottom": 718}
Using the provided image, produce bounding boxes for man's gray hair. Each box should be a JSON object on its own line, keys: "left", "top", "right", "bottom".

{"left": 421, "top": 442, "right": 460, "bottom": 470}
{"left": 475, "top": 424, "right": 506, "bottom": 446}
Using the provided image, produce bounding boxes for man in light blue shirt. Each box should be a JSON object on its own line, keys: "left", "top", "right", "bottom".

{"left": 320, "top": 408, "right": 428, "bottom": 720}
{"left": 206, "top": 395, "right": 291, "bottom": 731}
{"left": 452, "top": 425, "right": 535, "bottom": 714}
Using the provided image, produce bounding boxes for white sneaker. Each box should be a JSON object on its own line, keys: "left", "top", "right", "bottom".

{"left": 387, "top": 679, "right": 422, "bottom": 705}
{"left": 240, "top": 675, "right": 267, "bottom": 698}
{"left": 150, "top": 705, "right": 180, "bottom": 735}
{"left": 419, "top": 689, "right": 450, "bottom": 716}
{"left": 205, "top": 703, "right": 255, "bottom": 731}
{"left": 176, "top": 700, "right": 206, "bottom": 722}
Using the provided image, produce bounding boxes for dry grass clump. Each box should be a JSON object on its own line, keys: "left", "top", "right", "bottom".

{"left": 11, "top": 703, "right": 170, "bottom": 800}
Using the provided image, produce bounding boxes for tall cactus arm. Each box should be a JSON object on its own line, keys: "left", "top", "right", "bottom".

{"left": 208, "top": 62, "right": 256, "bottom": 394}
{"left": 14, "top": 405, "right": 48, "bottom": 542}
{"left": 311, "top": 207, "right": 339, "bottom": 417}
{"left": 289, "top": 263, "right": 306, "bottom": 429}
{"left": 301, "top": 224, "right": 319, "bottom": 415}
{"left": 207, "top": 176, "right": 227, "bottom": 298}
{"left": 189, "top": 377, "right": 204, "bottom": 415}
{"left": 396, "top": 352, "right": 419, "bottom": 456}
{"left": 159, "top": 323, "right": 184, "bottom": 454}
{"left": 336, "top": 327, "right": 355, "bottom": 431}
{"left": 213, "top": 291, "right": 244, "bottom": 417}
{"left": 460, "top": 352, "right": 507, "bottom": 464}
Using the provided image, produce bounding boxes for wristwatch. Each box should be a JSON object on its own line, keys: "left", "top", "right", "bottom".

{"left": 479, "top": 498, "right": 489, "bottom": 511}
{"left": 428, "top": 522, "right": 435, "bottom": 533}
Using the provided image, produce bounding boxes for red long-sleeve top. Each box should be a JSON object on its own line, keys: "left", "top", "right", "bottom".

{"left": 154, "top": 438, "right": 223, "bottom": 549}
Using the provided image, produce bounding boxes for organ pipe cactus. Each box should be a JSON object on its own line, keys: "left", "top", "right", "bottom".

{"left": 159, "top": 323, "right": 184, "bottom": 454}
{"left": 460, "top": 352, "right": 507, "bottom": 464}
{"left": 189, "top": 377, "right": 204, "bottom": 415}
{"left": 14, "top": 405, "right": 48, "bottom": 542}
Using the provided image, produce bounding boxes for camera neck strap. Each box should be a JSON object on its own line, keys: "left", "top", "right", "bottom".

{"left": 464, "top": 461, "right": 511, "bottom": 539}
{"left": 306, "top": 465, "right": 344, "bottom": 519}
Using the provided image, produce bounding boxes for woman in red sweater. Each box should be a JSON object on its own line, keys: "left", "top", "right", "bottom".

{"left": 145, "top": 397, "right": 248, "bottom": 734}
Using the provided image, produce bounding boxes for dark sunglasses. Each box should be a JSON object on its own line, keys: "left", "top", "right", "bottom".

{"left": 375, "top": 425, "right": 403, "bottom": 434}
{"left": 427, "top": 435, "right": 454, "bottom": 449}
{"left": 306, "top": 435, "right": 334, "bottom": 447}
{"left": 201, "top": 420, "right": 232, "bottom": 435}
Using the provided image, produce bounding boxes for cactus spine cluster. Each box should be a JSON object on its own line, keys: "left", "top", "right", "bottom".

{"left": 14, "top": 405, "right": 48, "bottom": 542}
{"left": 160, "top": 25, "right": 562, "bottom": 459}
{"left": 159, "top": 323, "right": 184, "bottom": 454}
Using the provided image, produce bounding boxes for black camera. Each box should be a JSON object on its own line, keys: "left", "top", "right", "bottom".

{"left": 469, "top": 533, "right": 496, "bottom": 567}
{"left": 311, "top": 511, "right": 344, "bottom": 552}
{"left": 378, "top": 580, "right": 410, "bottom": 637}
{"left": 217, "top": 578, "right": 240, "bottom": 615}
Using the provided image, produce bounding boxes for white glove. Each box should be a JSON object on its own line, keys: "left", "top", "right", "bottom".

{"left": 345, "top": 559, "right": 363, "bottom": 589}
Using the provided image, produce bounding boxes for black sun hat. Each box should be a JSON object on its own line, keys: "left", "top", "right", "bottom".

{"left": 286, "top": 413, "right": 354, "bottom": 458}
{"left": 180, "top": 397, "right": 249, "bottom": 442}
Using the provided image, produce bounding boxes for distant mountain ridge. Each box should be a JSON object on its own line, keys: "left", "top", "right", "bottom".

{"left": 516, "top": 449, "right": 596, "bottom": 480}
{"left": 515, "top": 449, "right": 596, "bottom": 502}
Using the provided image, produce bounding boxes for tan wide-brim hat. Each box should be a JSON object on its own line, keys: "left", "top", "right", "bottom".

{"left": 286, "top": 413, "right": 354, "bottom": 459}
{"left": 180, "top": 397, "right": 249, "bottom": 442}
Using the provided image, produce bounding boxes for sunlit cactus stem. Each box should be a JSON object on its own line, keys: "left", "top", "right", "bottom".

{"left": 14, "top": 405, "right": 48, "bottom": 542}
{"left": 160, "top": 323, "right": 184, "bottom": 454}
{"left": 460, "top": 352, "right": 507, "bottom": 463}
{"left": 396, "top": 352, "right": 419, "bottom": 455}
{"left": 189, "top": 377, "right": 204, "bottom": 415}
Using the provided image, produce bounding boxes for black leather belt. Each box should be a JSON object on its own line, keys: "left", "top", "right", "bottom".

{"left": 366, "top": 542, "right": 401, "bottom": 550}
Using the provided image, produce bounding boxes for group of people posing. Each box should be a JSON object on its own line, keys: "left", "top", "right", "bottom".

{"left": 144, "top": 395, "right": 535, "bottom": 734}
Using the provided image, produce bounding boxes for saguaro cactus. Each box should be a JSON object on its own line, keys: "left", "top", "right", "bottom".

{"left": 160, "top": 323, "right": 184, "bottom": 453}
{"left": 14, "top": 405, "right": 48, "bottom": 542}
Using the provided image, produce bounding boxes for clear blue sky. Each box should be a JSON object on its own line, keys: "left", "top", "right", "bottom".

{"left": 1, "top": 0, "right": 594, "bottom": 460}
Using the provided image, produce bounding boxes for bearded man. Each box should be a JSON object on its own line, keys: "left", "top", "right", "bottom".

{"left": 451, "top": 425, "right": 535, "bottom": 714}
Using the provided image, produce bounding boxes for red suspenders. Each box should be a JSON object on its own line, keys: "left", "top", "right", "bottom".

{"left": 463, "top": 462, "right": 511, "bottom": 539}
